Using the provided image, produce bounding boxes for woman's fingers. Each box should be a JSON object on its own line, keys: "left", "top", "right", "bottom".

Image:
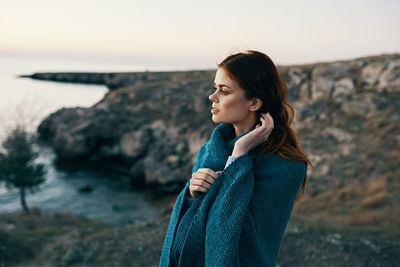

{"left": 260, "top": 116, "right": 267, "bottom": 128}
{"left": 260, "top": 113, "right": 274, "bottom": 131}
{"left": 267, "top": 113, "right": 274, "bottom": 129}
{"left": 189, "top": 168, "right": 221, "bottom": 195}
{"left": 259, "top": 115, "right": 269, "bottom": 132}
{"left": 197, "top": 168, "right": 219, "bottom": 179}
{"left": 191, "top": 171, "right": 217, "bottom": 185}
{"left": 191, "top": 177, "right": 212, "bottom": 188}
{"left": 189, "top": 184, "right": 209, "bottom": 193}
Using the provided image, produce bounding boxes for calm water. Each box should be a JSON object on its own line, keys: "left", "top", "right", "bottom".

{"left": 0, "top": 53, "right": 169, "bottom": 225}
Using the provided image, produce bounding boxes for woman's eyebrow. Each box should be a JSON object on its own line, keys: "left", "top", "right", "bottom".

{"left": 213, "top": 82, "right": 231, "bottom": 88}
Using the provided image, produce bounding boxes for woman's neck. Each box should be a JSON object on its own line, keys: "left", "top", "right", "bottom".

{"left": 232, "top": 113, "right": 258, "bottom": 137}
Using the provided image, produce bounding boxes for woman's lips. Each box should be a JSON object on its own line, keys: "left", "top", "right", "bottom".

{"left": 211, "top": 107, "right": 219, "bottom": 114}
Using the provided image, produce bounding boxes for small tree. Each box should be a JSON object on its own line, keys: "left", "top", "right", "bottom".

{"left": 0, "top": 125, "right": 46, "bottom": 212}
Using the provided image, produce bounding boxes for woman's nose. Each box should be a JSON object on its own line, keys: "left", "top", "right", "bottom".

{"left": 209, "top": 92, "right": 218, "bottom": 102}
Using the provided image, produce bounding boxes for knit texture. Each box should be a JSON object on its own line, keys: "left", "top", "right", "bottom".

{"left": 159, "top": 122, "right": 306, "bottom": 267}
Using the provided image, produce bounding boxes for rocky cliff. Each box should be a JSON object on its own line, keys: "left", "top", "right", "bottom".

{"left": 37, "top": 70, "right": 216, "bottom": 192}
{"left": 34, "top": 53, "right": 400, "bottom": 226}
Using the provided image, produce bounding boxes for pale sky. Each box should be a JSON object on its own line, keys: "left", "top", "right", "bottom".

{"left": 1, "top": 0, "right": 399, "bottom": 68}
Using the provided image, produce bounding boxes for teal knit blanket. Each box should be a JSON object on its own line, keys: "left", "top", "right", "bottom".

{"left": 159, "top": 123, "right": 306, "bottom": 267}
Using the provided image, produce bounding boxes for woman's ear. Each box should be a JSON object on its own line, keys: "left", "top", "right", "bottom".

{"left": 248, "top": 98, "right": 263, "bottom": 112}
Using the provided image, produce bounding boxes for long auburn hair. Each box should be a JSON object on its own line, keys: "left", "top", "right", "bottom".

{"left": 218, "top": 50, "right": 312, "bottom": 204}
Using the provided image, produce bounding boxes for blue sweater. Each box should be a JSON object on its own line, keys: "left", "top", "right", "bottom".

{"left": 159, "top": 122, "right": 306, "bottom": 267}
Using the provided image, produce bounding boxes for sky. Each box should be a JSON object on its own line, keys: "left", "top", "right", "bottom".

{"left": 1, "top": 0, "right": 399, "bottom": 69}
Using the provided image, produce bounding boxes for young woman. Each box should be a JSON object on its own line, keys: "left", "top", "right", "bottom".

{"left": 159, "top": 50, "right": 311, "bottom": 267}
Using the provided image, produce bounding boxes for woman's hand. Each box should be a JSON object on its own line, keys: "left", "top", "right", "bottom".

{"left": 232, "top": 112, "right": 274, "bottom": 157}
{"left": 188, "top": 168, "right": 222, "bottom": 198}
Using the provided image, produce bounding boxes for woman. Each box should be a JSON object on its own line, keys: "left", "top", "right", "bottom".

{"left": 159, "top": 50, "right": 311, "bottom": 267}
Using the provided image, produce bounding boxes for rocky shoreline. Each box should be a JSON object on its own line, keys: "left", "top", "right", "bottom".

{"left": 29, "top": 54, "right": 400, "bottom": 193}
{"left": 35, "top": 69, "right": 218, "bottom": 193}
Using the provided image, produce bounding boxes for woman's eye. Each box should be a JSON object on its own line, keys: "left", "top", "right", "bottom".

{"left": 211, "top": 86, "right": 227, "bottom": 94}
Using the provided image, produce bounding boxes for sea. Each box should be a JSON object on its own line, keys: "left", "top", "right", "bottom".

{"left": 0, "top": 52, "right": 180, "bottom": 226}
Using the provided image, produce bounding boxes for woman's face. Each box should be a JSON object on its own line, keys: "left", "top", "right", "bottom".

{"left": 209, "top": 67, "right": 254, "bottom": 124}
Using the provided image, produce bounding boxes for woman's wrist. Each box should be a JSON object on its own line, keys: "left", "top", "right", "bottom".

{"left": 231, "top": 145, "right": 247, "bottom": 157}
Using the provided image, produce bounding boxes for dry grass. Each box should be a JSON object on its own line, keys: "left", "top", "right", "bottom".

{"left": 293, "top": 173, "right": 399, "bottom": 228}
{"left": 361, "top": 191, "right": 389, "bottom": 209}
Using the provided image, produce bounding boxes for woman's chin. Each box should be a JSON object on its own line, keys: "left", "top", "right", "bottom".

{"left": 212, "top": 114, "right": 227, "bottom": 124}
{"left": 211, "top": 115, "right": 220, "bottom": 123}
